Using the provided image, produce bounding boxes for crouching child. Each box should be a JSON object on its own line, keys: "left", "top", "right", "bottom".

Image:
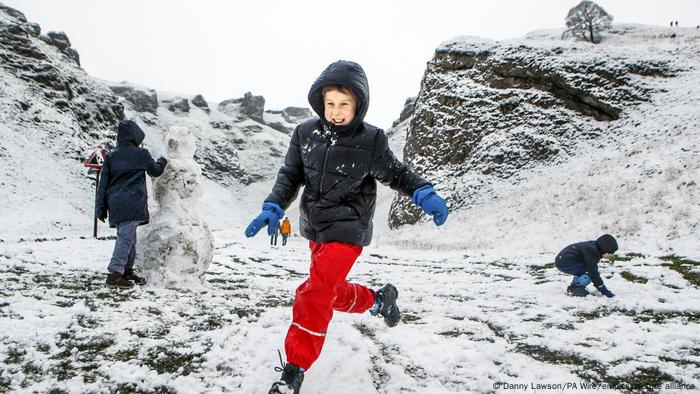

{"left": 96, "top": 120, "right": 167, "bottom": 288}
{"left": 244, "top": 60, "right": 449, "bottom": 394}
{"left": 555, "top": 234, "right": 618, "bottom": 297}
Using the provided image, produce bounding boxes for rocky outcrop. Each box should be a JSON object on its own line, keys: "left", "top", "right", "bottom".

{"left": 0, "top": 4, "right": 123, "bottom": 134}
{"left": 263, "top": 106, "right": 313, "bottom": 134}
{"left": 40, "top": 31, "right": 80, "bottom": 65}
{"left": 218, "top": 92, "right": 264, "bottom": 121}
{"left": 191, "top": 94, "right": 209, "bottom": 112}
{"left": 166, "top": 97, "right": 190, "bottom": 113}
{"left": 108, "top": 83, "right": 158, "bottom": 114}
{"left": 388, "top": 33, "right": 678, "bottom": 228}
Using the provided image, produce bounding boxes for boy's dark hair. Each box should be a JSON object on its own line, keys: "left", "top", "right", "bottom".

{"left": 321, "top": 85, "right": 355, "bottom": 100}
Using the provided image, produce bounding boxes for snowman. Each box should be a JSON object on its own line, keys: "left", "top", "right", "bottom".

{"left": 137, "top": 127, "right": 213, "bottom": 287}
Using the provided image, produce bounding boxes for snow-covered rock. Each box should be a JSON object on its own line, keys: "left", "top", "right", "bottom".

{"left": 385, "top": 24, "right": 700, "bottom": 254}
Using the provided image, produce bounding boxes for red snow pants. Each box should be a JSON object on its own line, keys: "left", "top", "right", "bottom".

{"left": 284, "top": 241, "right": 376, "bottom": 370}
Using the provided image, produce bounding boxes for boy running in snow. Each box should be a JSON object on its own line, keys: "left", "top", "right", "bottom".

{"left": 96, "top": 120, "right": 167, "bottom": 288}
{"left": 244, "top": 60, "right": 448, "bottom": 394}
{"left": 555, "top": 234, "right": 618, "bottom": 297}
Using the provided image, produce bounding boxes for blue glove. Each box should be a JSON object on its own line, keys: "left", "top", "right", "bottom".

{"left": 596, "top": 285, "right": 615, "bottom": 298}
{"left": 245, "top": 202, "right": 284, "bottom": 237}
{"left": 412, "top": 185, "right": 448, "bottom": 226}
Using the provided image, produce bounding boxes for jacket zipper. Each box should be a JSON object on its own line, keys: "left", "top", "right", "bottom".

{"left": 319, "top": 139, "right": 332, "bottom": 194}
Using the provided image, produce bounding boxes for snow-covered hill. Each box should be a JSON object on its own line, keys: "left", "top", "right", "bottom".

{"left": 1, "top": 3, "right": 699, "bottom": 392}
{"left": 386, "top": 24, "right": 700, "bottom": 259}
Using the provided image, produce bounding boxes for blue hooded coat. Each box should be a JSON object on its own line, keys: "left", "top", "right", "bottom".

{"left": 95, "top": 120, "right": 167, "bottom": 228}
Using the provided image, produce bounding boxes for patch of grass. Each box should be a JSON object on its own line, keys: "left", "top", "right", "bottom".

{"left": 401, "top": 313, "right": 422, "bottom": 324}
{"left": 576, "top": 307, "right": 700, "bottom": 323}
{"left": 53, "top": 332, "right": 116, "bottom": 361}
{"left": 437, "top": 330, "right": 474, "bottom": 338}
{"left": 517, "top": 344, "right": 677, "bottom": 390}
{"left": 257, "top": 296, "right": 294, "bottom": 308}
{"left": 112, "top": 383, "right": 177, "bottom": 394}
{"left": 4, "top": 345, "right": 26, "bottom": 364}
{"left": 230, "top": 307, "right": 262, "bottom": 320}
{"left": 528, "top": 262, "right": 555, "bottom": 278}
{"left": 110, "top": 347, "right": 140, "bottom": 363}
{"left": 128, "top": 325, "right": 170, "bottom": 339}
{"left": 142, "top": 346, "right": 204, "bottom": 375}
{"left": 76, "top": 314, "right": 100, "bottom": 329}
{"left": 49, "top": 359, "right": 76, "bottom": 381}
{"left": 610, "top": 253, "right": 635, "bottom": 262}
{"left": 353, "top": 322, "right": 376, "bottom": 340}
{"left": 620, "top": 271, "right": 648, "bottom": 284}
{"left": 36, "top": 342, "right": 51, "bottom": 353}
{"left": 660, "top": 255, "right": 700, "bottom": 286}
{"left": 190, "top": 314, "right": 230, "bottom": 332}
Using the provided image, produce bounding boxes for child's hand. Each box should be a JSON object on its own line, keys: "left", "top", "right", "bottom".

{"left": 596, "top": 285, "right": 615, "bottom": 298}
{"left": 412, "top": 185, "right": 449, "bottom": 226}
{"left": 244, "top": 202, "right": 284, "bottom": 237}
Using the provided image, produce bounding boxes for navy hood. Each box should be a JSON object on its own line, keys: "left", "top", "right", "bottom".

{"left": 117, "top": 120, "right": 145, "bottom": 146}
{"left": 308, "top": 60, "right": 370, "bottom": 131}
{"left": 596, "top": 234, "right": 618, "bottom": 254}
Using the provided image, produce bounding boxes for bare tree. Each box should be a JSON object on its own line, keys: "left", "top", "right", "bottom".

{"left": 563, "top": 1, "right": 613, "bottom": 44}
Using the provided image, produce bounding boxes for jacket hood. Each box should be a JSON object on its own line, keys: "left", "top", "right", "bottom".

{"left": 117, "top": 120, "right": 145, "bottom": 146}
{"left": 596, "top": 234, "right": 619, "bottom": 254}
{"left": 308, "top": 60, "right": 370, "bottom": 132}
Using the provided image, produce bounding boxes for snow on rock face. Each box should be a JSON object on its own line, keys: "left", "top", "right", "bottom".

{"left": 389, "top": 24, "right": 689, "bottom": 229}
{"left": 108, "top": 82, "right": 159, "bottom": 114}
{"left": 0, "top": 4, "right": 123, "bottom": 134}
{"left": 138, "top": 127, "right": 214, "bottom": 288}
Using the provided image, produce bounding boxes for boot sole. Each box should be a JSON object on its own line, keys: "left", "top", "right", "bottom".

{"left": 380, "top": 285, "right": 401, "bottom": 327}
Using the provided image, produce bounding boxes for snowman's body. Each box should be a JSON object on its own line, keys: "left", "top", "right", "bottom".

{"left": 138, "top": 127, "right": 213, "bottom": 287}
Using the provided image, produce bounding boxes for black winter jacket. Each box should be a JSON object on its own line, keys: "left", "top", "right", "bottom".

{"left": 95, "top": 120, "right": 167, "bottom": 228}
{"left": 265, "top": 61, "right": 429, "bottom": 246}
{"left": 555, "top": 234, "right": 618, "bottom": 287}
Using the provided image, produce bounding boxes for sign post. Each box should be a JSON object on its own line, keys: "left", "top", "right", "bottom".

{"left": 84, "top": 146, "right": 106, "bottom": 238}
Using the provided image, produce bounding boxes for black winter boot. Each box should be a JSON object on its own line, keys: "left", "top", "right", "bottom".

{"left": 269, "top": 363, "right": 304, "bottom": 394}
{"left": 567, "top": 284, "right": 589, "bottom": 297}
{"left": 370, "top": 283, "right": 401, "bottom": 327}
{"left": 106, "top": 273, "right": 134, "bottom": 289}
{"left": 123, "top": 268, "right": 147, "bottom": 285}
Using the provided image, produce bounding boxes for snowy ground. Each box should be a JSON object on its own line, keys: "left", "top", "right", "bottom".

{"left": 1, "top": 228, "right": 698, "bottom": 393}
{"left": 1, "top": 22, "right": 699, "bottom": 393}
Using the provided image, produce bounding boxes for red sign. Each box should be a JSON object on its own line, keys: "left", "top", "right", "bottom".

{"left": 84, "top": 147, "right": 106, "bottom": 169}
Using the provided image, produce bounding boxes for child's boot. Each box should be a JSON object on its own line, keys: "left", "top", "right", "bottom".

{"left": 369, "top": 283, "right": 401, "bottom": 327}
{"left": 566, "top": 284, "right": 589, "bottom": 297}
{"left": 123, "top": 268, "right": 147, "bottom": 285}
{"left": 269, "top": 363, "right": 304, "bottom": 394}
{"left": 566, "top": 273, "right": 591, "bottom": 296}
{"left": 106, "top": 273, "right": 134, "bottom": 289}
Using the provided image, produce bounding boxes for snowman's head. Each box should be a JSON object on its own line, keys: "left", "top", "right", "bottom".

{"left": 166, "top": 127, "right": 196, "bottom": 159}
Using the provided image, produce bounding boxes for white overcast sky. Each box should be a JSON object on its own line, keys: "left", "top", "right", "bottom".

{"left": 4, "top": 0, "right": 699, "bottom": 127}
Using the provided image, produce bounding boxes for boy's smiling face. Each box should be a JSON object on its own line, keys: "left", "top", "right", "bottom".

{"left": 323, "top": 88, "right": 356, "bottom": 126}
